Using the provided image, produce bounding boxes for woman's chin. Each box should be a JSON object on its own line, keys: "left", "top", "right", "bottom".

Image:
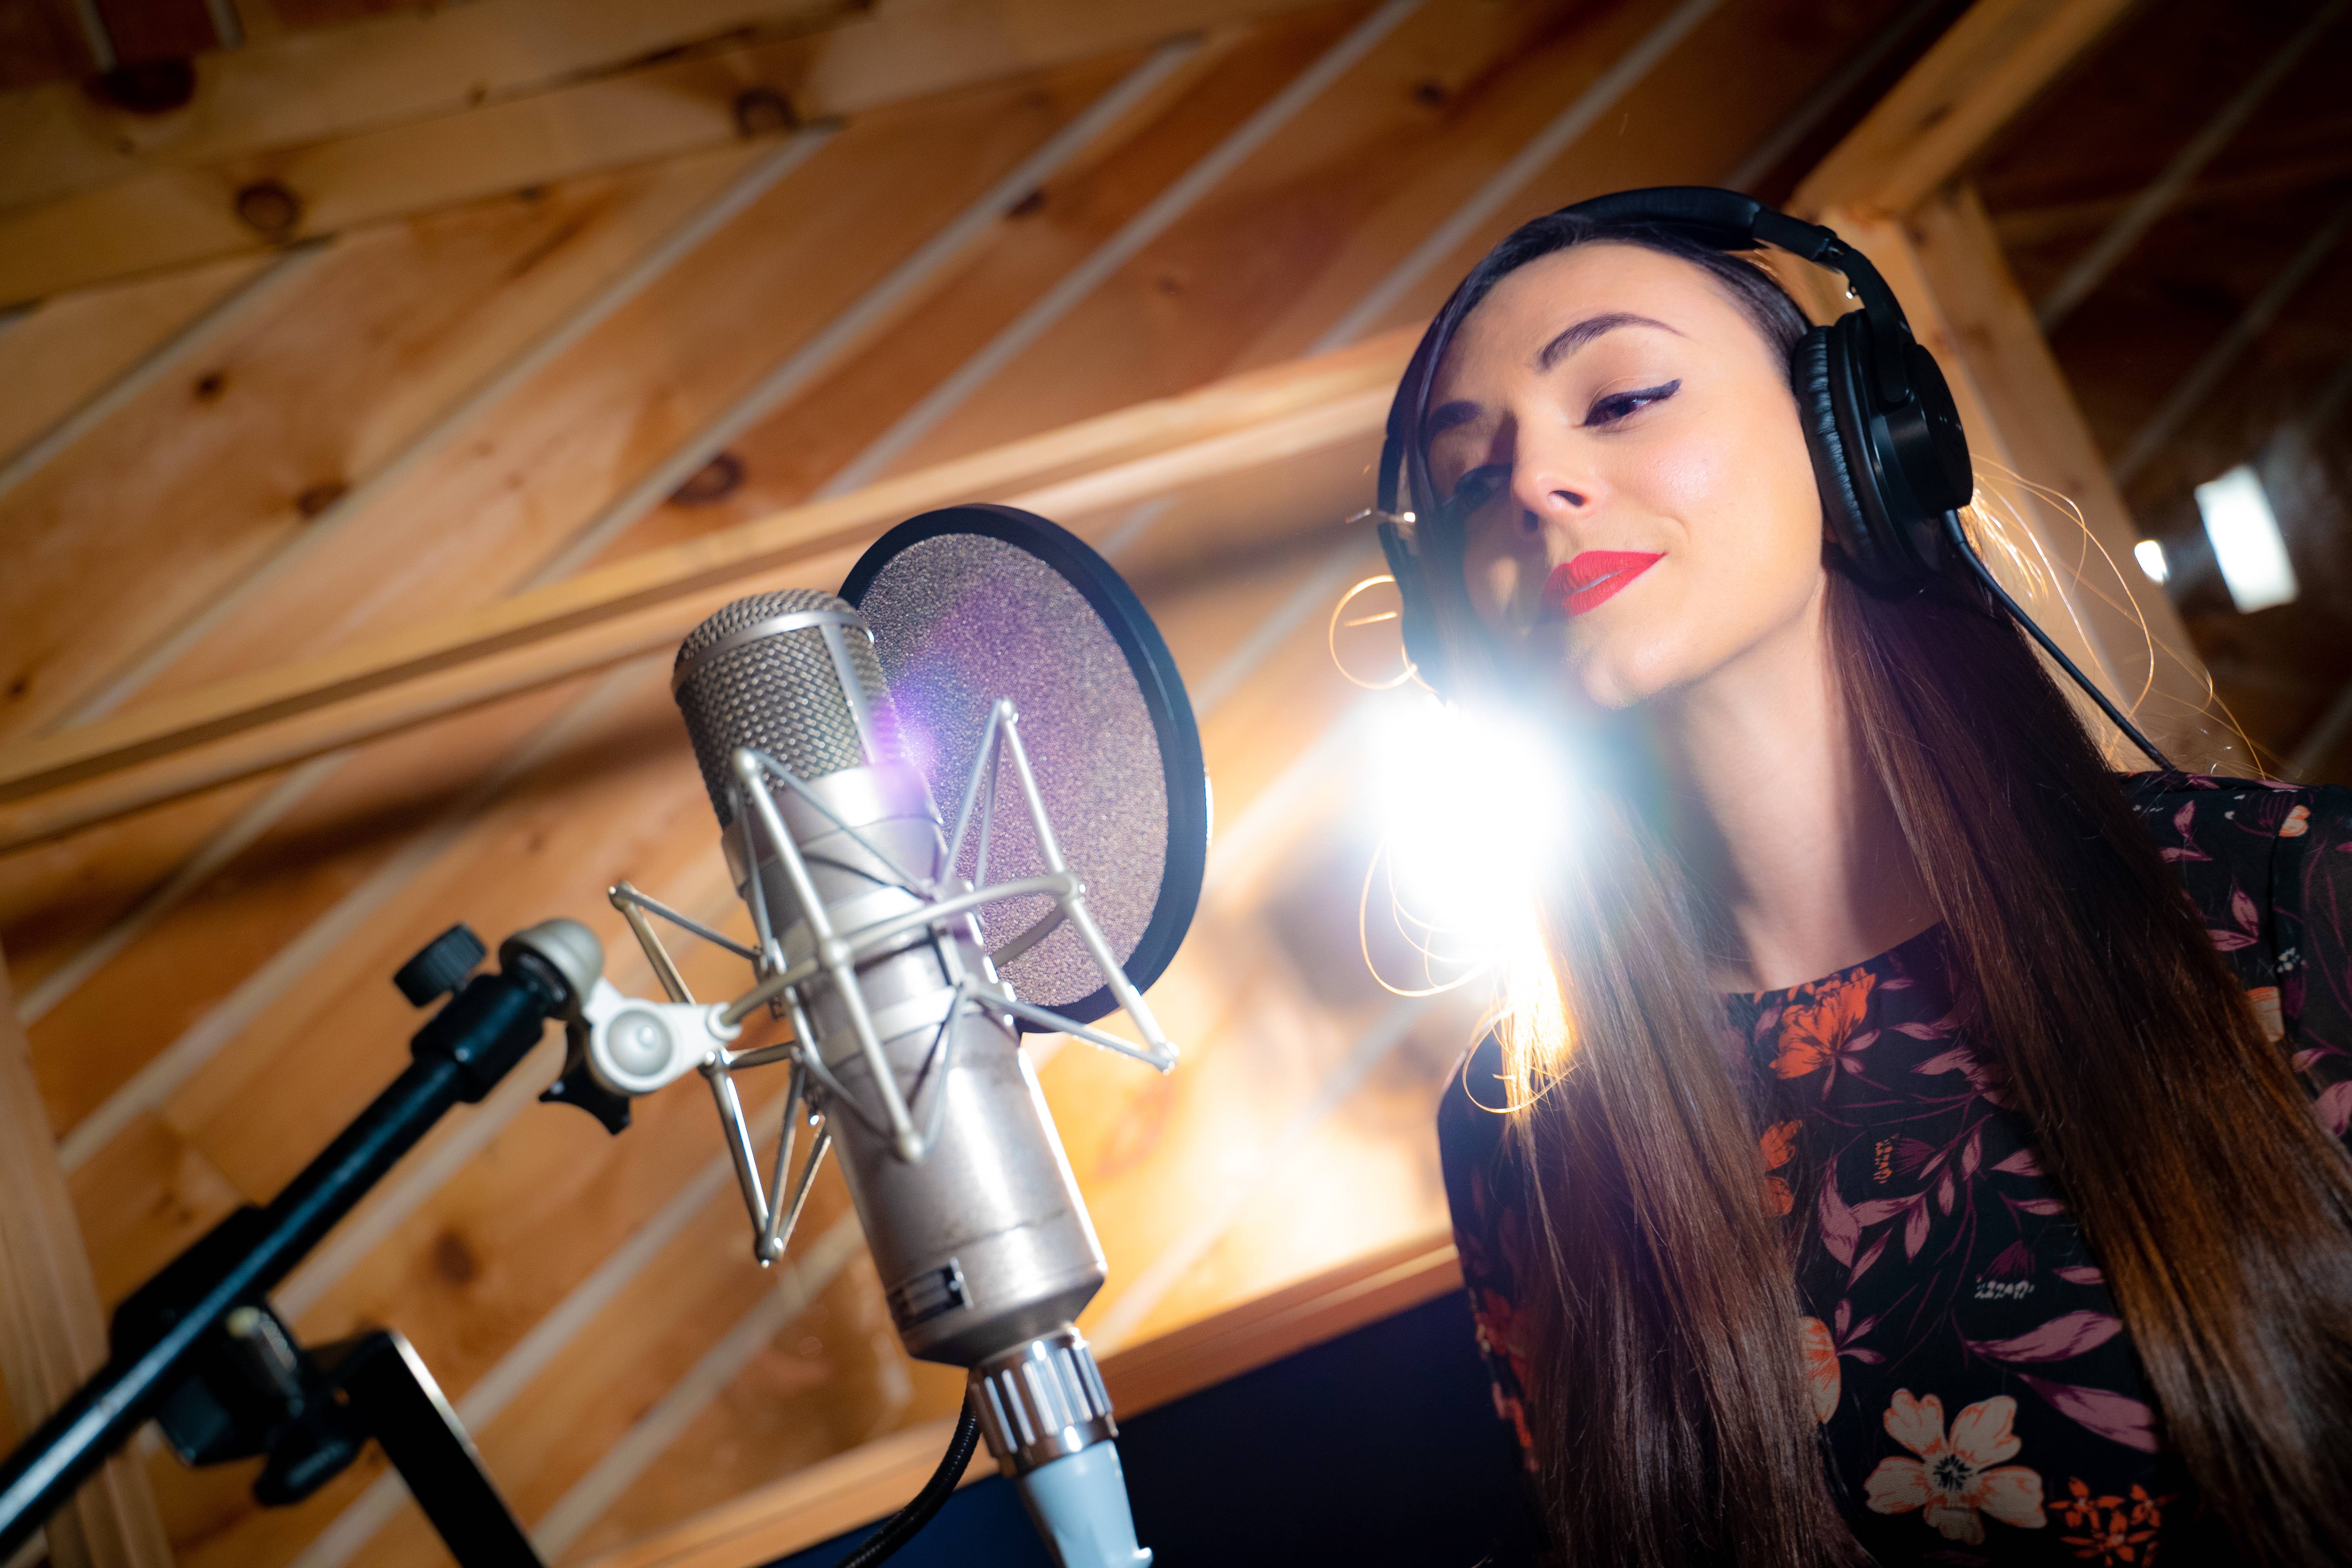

{"left": 1572, "top": 664, "right": 1659, "bottom": 713}
{"left": 1496, "top": 622, "right": 1686, "bottom": 715}
{"left": 1518, "top": 637, "right": 1655, "bottom": 715}
{"left": 1529, "top": 624, "right": 1674, "bottom": 711}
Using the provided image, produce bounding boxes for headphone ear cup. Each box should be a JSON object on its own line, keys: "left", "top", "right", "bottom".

{"left": 1793, "top": 326, "right": 1887, "bottom": 581}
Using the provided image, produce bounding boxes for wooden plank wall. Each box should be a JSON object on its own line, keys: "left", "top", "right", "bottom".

{"left": 0, "top": 1, "right": 1965, "bottom": 1564}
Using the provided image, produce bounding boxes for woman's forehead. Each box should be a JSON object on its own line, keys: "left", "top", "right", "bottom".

{"left": 1434, "top": 244, "right": 1741, "bottom": 392}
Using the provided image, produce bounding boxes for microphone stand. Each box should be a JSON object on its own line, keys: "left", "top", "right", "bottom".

{"left": 0, "top": 923, "right": 593, "bottom": 1568}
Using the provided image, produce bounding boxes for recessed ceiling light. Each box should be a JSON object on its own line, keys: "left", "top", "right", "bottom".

{"left": 2193, "top": 465, "right": 2297, "bottom": 612}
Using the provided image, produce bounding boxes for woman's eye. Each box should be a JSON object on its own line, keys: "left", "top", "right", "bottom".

{"left": 1583, "top": 379, "right": 1681, "bottom": 427}
{"left": 1447, "top": 467, "right": 1505, "bottom": 513}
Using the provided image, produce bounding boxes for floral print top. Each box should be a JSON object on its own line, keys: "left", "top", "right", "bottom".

{"left": 1437, "top": 774, "right": 2352, "bottom": 1566}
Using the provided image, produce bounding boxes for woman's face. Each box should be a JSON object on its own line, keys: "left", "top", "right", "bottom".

{"left": 1423, "top": 243, "right": 1826, "bottom": 711}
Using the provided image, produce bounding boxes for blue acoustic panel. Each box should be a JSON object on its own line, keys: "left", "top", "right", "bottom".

{"left": 774, "top": 1289, "right": 1545, "bottom": 1568}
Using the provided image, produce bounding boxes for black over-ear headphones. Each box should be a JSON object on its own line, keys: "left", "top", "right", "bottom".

{"left": 1368, "top": 185, "right": 2171, "bottom": 770}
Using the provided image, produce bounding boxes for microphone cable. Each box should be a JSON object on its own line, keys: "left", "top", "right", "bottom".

{"left": 1942, "top": 510, "right": 2175, "bottom": 773}
{"left": 835, "top": 1404, "right": 983, "bottom": 1568}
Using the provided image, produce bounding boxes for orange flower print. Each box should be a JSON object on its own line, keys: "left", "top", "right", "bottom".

{"left": 2245, "top": 984, "right": 2285, "bottom": 1044}
{"left": 2281, "top": 803, "right": 2310, "bottom": 838}
{"left": 1773, "top": 970, "right": 1878, "bottom": 1091}
{"left": 1863, "top": 1391, "right": 2046, "bottom": 1545}
{"left": 1797, "top": 1316, "right": 1838, "bottom": 1424}
{"left": 2057, "top": 1477, "right": 2171, "bottom": 1564}
{"left": 1760, "top": 1120, "right": 1800, "bottom": 1216}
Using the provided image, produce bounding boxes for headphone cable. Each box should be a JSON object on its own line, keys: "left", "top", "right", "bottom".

{"left": 1941, "top": 510, "right": 2175, "bottom": 773}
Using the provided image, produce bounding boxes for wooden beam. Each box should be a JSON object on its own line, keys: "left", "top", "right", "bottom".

{"left": 1791, "top": 0, "right": 2137, "bottom": 219}
{"left": 581, "top": 1233, "right": 1460, "bottom": 1568}
{"left": 0, "top": 944, "right": 173, "bottom": 1568}
{"left": 0, "top": 331, "right": 1414, "bottom": 849}
{"left": 0, "top": 0, "right": 1339, "bottom": 303}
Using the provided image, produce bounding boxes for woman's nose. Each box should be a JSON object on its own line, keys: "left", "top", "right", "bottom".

{"left": 1508, "top": 457, "right": 1590, "bottom": 537}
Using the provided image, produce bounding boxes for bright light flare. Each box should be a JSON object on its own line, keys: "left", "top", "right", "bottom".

{"left": 2133, "top": 539, "right": 2169, "bottom": 583}
{"left": 1360, "top": 694, "right": 1572, "bottom": 996}
{"left": 2195, "top": 464, "right": 2298, "bottom": 612}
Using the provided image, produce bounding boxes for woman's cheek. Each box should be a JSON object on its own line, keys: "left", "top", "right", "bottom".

{"left": 1468, "top": 545, "right": 1526, "bottom": 632}
{"left": 1629, "top": 414, "right": 1741, "bottom": 521}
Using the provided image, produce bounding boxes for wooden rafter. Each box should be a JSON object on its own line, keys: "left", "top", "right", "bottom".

{"left": 1791, "top": 0, "right": 2137, "bottom": 218}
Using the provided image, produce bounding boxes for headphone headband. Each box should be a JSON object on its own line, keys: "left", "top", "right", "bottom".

{"left": 1560, "top": 187, "right": 1912, "bottom": 409}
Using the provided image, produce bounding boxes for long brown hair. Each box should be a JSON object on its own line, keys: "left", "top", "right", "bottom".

{"left": 1397, "top": 216, "right": 2352, "bottom": 1565}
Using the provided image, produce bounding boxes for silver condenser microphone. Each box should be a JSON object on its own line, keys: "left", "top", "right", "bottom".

{"left": 666, "top": 589, "right": 1158, "bottom": 1566}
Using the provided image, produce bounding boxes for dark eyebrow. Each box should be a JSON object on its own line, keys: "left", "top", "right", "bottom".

{"left": 1422, "top": 312, "right": 1683, "bottom": 439}
{"left": 1536, "top": 311, "right": 1682, "bottom": 370}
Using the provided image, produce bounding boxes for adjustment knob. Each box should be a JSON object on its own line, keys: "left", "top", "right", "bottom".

{"left": 393, "top": 924, "right": 487, "bottom": 1007}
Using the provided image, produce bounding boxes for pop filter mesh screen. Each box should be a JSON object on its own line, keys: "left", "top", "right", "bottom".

{"left": 855, "top": 533, "right": 1168, "bottom": 1013}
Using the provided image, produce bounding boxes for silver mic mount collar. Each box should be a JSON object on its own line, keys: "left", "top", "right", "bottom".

{"left": 967, "top": 1326, "right": 1119, "bottom": 1477}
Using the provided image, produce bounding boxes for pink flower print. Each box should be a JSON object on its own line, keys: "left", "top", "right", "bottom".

{"left": 2281, "top": 803, "right": 2309, "bottom": 838}
{"left": 2207, "top": 888, "right": 2259, "bottom": 953}
{"left": 2156, "top": 802, "right": 2211, "bottom": 863}
{"left": 1864, "top": 1391, "right": 2046, "bottom": 1545}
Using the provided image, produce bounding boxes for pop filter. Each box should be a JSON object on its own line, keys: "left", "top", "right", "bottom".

{"left": 842, "top": 505, "right": 1207, "bottom": 1027}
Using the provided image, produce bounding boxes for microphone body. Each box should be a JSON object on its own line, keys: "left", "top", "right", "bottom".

{"left": 672, "top": 592, "right": 1148, "bottom": 1566}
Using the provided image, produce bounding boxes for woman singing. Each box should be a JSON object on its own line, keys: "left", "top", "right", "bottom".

{"left": 1380, "top": 196, "right": 2352, "bottom": 1565}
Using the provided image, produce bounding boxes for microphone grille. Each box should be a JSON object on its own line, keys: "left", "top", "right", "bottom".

{"left": 673, "top": 590, "right": 903, "bottom": 825}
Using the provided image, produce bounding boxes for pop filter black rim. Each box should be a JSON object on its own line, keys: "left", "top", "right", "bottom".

{"left": 842, "top": 504, "right": 1209, "bottom": 1027}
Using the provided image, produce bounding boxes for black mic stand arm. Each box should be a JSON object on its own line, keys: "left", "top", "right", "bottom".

{"left": 0, "top": 920, "right": 606, "bottom": 1568}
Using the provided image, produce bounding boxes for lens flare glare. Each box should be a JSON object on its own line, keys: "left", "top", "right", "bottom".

{"left": 1361, "top": 695, "right": 1571, "bottom": 996}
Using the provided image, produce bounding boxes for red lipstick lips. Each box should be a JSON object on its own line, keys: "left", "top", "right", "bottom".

{"left": 1546, "top": 551, "right": 1664, "bottom": 619}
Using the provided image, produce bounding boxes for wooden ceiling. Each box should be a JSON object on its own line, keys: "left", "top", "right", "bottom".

{"left": 0, "top": 1, "right": 2241, "bottom": 1566}
{"left": 1975, "top": 0, "right": 2352, "bottom": 779}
